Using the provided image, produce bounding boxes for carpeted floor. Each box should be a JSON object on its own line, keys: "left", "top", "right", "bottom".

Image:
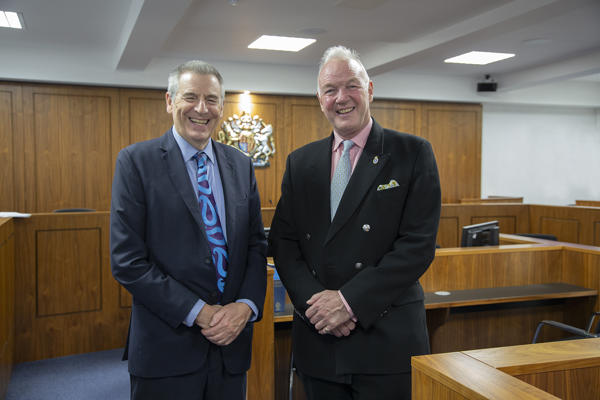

{"left": 6, "top": 348, "right": 129, "bottom": 400}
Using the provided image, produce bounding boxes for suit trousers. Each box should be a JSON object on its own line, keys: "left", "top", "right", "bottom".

{"left": 129, "top": 345, "right": 246, "bottom": 400}
{"left": 300, "top": 371, "right": 412, "bottom": 400}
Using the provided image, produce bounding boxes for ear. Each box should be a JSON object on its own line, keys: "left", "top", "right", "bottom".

{"left": 165, "top": 92, "right": 173, "bottom": 113}
{"left": 367, "top": 81, "right": 374, "bottom": 103}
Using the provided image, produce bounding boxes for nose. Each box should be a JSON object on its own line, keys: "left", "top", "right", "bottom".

{"left": 335, "top": 88, "right": 349, "bottom": 103}
{"left": 194, "top": 99, "right": 208, "bottom": 113}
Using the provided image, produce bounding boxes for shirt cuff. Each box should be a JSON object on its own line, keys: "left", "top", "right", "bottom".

{"left": 236, "top": 299, "right": 258, "bottom": 322}
{"left": 338, "top": 290, "right": 358, "bottom": 322}
{"left": 183, "top": 299, "right": 206, "bottom": 327}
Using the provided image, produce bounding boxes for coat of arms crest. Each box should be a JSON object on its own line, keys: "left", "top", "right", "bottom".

{"left": 218, "top": 111, "right": 275, "bottom": 167}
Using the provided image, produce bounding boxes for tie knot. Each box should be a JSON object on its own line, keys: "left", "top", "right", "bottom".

{"left": 194, "top": 152, "right": 208, "bottom": 166}
{"left": 342, "top": 140, "right": 354, "bottom": 153}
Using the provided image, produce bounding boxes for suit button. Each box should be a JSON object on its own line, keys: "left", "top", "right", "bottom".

{"left": 311, "top": 269, "right": 317, "bottom": 277}
{"left": 205, "top": 257, "right": 212, "bottom": 264}
{"left": 305, "top": 233, "right": 311, "bottom": 240}
{"left": 362, "top": 224, "right": 371, "bottom": 232}
{"left": 354, "top": 262, "right": 363, "bottom": 270}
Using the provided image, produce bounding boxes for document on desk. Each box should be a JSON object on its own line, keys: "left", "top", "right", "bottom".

{"left": 0, "top": 212, "right": 32, "bottom": 218}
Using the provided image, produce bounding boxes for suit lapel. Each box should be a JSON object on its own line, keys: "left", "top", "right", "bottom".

{"left": 308, "top": 136, "right": 335, "bottom": 228}
{"left": 160, "top": 131, "right": 206, "bottom": 232}
{"left": 212, "top": 142, "right": 239, "bottom": 244}
{"left": 325, "top": 120, "right": 388, "bottom": 244}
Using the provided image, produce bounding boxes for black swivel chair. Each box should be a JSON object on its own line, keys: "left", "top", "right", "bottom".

{"left": 532, "top": 311, "right": 600, "bottom": 343}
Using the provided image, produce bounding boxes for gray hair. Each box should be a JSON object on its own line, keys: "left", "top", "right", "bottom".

{"left": 317, "top": 46, "right": 370, "bottom": 93}
{"left": 167, "top": 60, "right": 225, "bottom": 103}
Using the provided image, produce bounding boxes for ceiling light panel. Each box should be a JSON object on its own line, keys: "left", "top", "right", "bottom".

{"left": 0, "top": 11, "right": 22, "bottom": 29}
{"left": 445, "top": 51, "right": 514, "bottom": 65}
{"left": 248, "top": 35, "right": 316, "bottom": 52}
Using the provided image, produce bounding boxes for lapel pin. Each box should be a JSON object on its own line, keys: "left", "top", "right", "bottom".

{"left": 362, "top": 224, "right": 371, "bottom": 232}
{"left": 372, "top": 156, "right": 379, "bottom": 165}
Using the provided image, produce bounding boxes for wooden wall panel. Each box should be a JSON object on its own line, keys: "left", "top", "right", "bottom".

{"left": 222, "top": 93, "right": 284, "bottom": 208}
{"left": 0, "top": 86, "right": 21, "bottom": 212}
{"left": 0, "top": 219, "right": 15, "bottom": 400}
{"left": 2, "top": 81, "right": 484, "bottom": 213}
{"left": 36, "top": 228, "right": 101, "bottom": 316}
{"left": 439, "top": 204, "right": 529, "bottom": 248}
{"left": 21, "top": 85, "right": 120, "bottom": 212}
{"left": 421, "top": 103, "right": 482, "bottom": 203}
{"left": 14, "top": 213, "right": 129, "bottom": 363}
{"left": 529, "top": 205, "right": 600, "bottom": 245}
{"left": 370, "top": 100, "right": 421, "bottom": 135}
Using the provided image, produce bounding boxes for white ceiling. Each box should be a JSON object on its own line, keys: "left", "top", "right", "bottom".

{"left": 1, "top": 0, "right": 599, "bottom": 106}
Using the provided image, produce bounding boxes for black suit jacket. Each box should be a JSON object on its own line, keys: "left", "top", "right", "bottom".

{"left": 110, "top": 130, "right": 267, "bottom": 378}
{"left": 269, "top": 119, "right": 441, "bottom": 379}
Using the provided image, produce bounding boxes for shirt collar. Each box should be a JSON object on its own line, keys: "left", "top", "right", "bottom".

{"left": 171, "top": 126, "right": 216, "bottom": 163}
{"left": 332, "top": 117, "right": 373, "bottom": 152}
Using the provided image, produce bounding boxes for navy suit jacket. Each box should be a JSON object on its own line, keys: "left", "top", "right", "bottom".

{"left": 110, "top": 130, "right": 267, "bottom": 378}
{"left": 269, "top": 119, "right": 441, "bottom": 379}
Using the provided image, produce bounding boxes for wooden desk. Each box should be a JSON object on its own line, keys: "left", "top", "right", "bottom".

{"left": 413, "top": 337, "right": 600, "bottom": 399}
{"left": 425, "top": 283, "right": 597, "bottom": 309}
{"left": 274, "top": 283, "right": 597, "bottom": 321}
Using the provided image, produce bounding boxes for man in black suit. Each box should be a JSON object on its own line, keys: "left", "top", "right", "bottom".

{"left": 110, "top": 60, "right": 266, "bottom": 400}
{"left": 269, "top": 46, "right": 441, "bottom": 399}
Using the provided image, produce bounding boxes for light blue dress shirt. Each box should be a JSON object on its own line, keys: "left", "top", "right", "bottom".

{"left": 171, "top": 127, "right": 258, "bottom": 327}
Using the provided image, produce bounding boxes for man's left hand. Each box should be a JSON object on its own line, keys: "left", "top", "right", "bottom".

{"left": 305, "top": 290, "right": 353, "bottom": 334}
{"left": 201, "top": 302, "right": 252, "bottom": 346}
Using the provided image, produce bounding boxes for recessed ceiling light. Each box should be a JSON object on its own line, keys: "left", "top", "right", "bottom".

{"left": 248, "top": 35, "right": 316, "bottom": 52}
{"left": 444, "top": 51, "right": 514, "bottom": 65}
{"left": 0, "top": 11, "right": 23, "bottom": 29}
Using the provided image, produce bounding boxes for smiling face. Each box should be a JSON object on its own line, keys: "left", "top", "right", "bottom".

{"left": 166, "top": 71, "right": 223, "bottom": 150}
{"left": 317, "top": 58, "right": 373, "bottom": 139}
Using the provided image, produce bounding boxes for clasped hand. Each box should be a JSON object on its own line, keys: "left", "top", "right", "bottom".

{"left": 305, "top": 290, "right": 356, "bottom": 337}
{"left": 195, "top": 302, "right": 252, "bottom": 346}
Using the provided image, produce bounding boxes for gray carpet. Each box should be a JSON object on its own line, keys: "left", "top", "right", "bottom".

{"left": 6, "top": 348, "right": 129, "bottom": 400}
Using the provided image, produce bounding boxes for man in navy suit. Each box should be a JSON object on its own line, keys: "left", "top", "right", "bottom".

{"left": 269, "top": 46, "right": 441, "bottom": 399}
{"left": 110, "top": 60, "right": 267, "bottom": 400}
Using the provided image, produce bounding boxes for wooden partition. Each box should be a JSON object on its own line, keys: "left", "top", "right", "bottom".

{"left": 413, "top": 338, "right": 600, "bottom": 399}
{"left": 460, "top": 196, "right": 523, "bottom": 204}
{"left": 421, "top": 240, "right": 600, "bottom": 353}
{"left": 11, "top": 213, "right": 275, "bottom": 400}
{"left": 0, "top": 218, "right": 15, "bottom": 400}
{"left": 576, "top": 200, "right": 600, "bottom": 207}
{"left": 1, "top": 81, "right": 483, "bottom": 214}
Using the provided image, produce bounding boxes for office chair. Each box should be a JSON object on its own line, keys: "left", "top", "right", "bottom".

{"left": 532, "top": 311, "right": 600, "bottom": 344}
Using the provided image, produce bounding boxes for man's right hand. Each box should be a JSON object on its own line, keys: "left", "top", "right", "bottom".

{"left": 195, "top": 304, "right": 223, "bottom": 329}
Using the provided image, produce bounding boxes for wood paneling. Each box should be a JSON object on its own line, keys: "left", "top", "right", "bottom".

{"left": 21, "top": 85, "right": 120, "bottom": 212}
{"left": 438, "top": 204, "right": 529, "bottom": 247}
{"left": 0, "top": 85, "right": 22, "bottom": 212}
{"left": 248, "top": 268, "right": 274, "bottom": 400}
{"left": 421, "top": 103, "right": 482, "bottom": 203}
{"left": 576, "top": 200, "right": 600, "bottom": 207}
{"left": 2, "top": 81, "right": 484, "bottom": 212}
{"left": 529, "top": 205, "right": 600, "bottom": 246}
{"left": 413, "top": 338, "right": 600, "bottom": 400}
{"left": 14, "top": 213, "right": 129, "bottom": 362}
{"left": 36, "top": 228, "right": 101, "bottom": 316}
{"left": 0, "top": 218, "right": 15, "bottom": 400}
{"left": 370, "top": 100, "right": 421, "bottom": 135}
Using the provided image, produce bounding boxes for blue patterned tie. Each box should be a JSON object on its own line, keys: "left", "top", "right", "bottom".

{"left": 194, "top": 152, "right": 227, "bottom": 295}
{"left": 330, "top": 140, "right": 354, "bottom": 220}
